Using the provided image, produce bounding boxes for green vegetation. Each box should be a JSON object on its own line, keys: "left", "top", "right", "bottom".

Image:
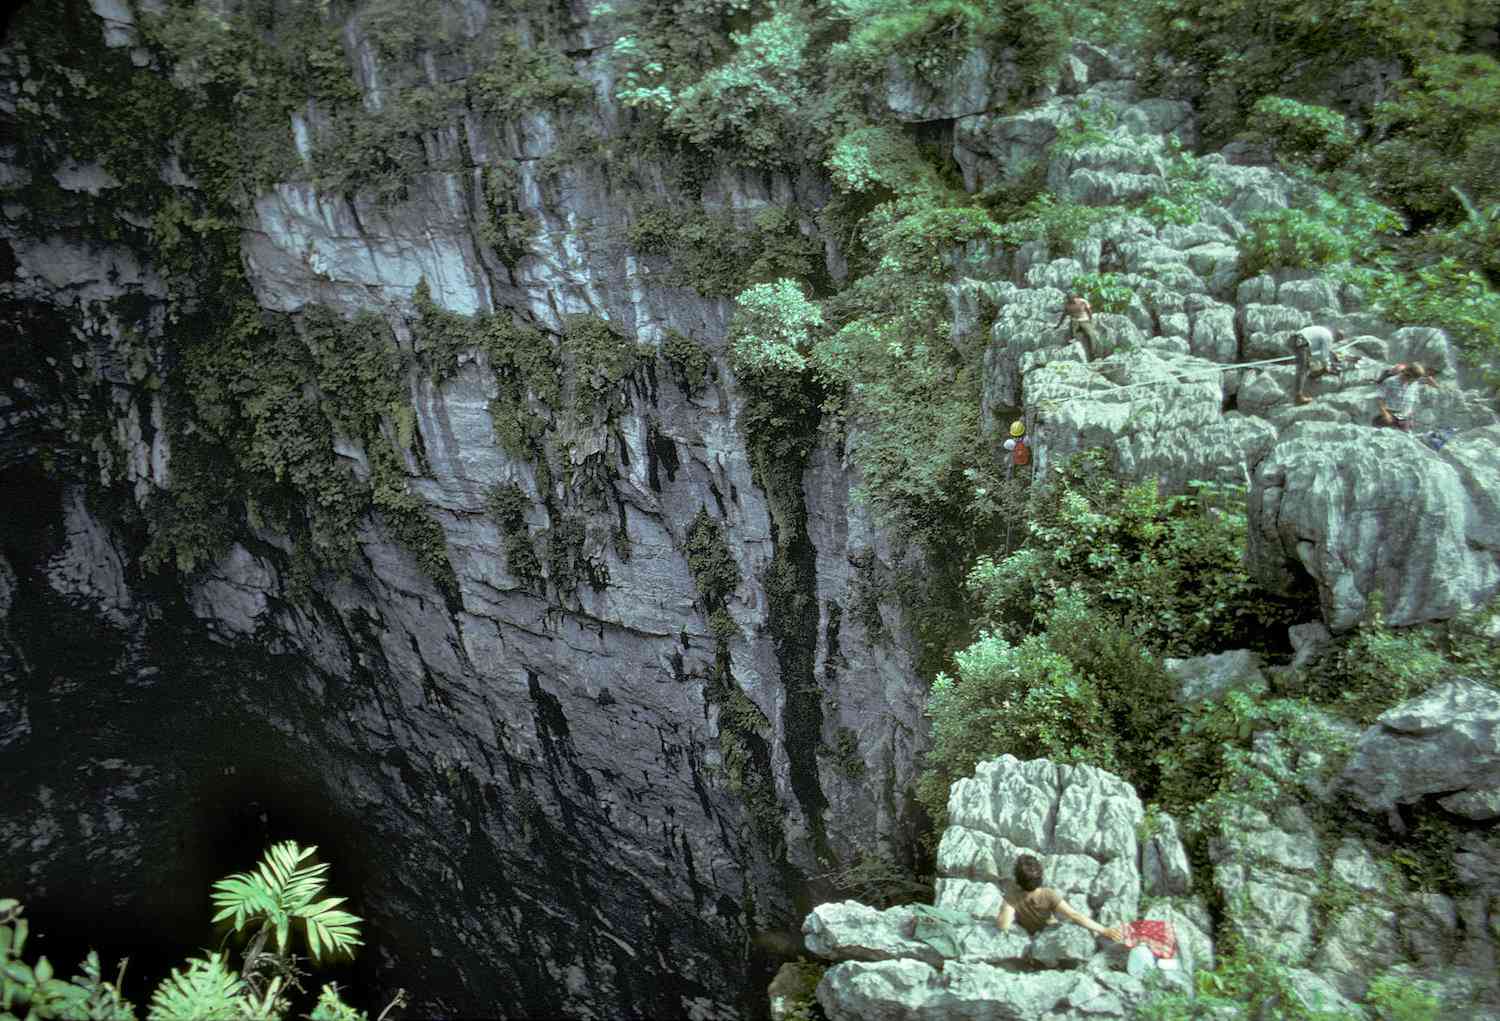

{"left": 660, "top": 331, "right": 713, "bottom": 398}
{"left": 965, "top": 451, "right": 1302, "bottom": 657}
{"left": 1247, "top": 97, "right": 1358, "bottom": 170}
{"left": 684, "top": 508, "right": 741, "bottom": 610}
{"left": 485, "top": 484, "right": 544, "bottom": 591}
{"left": 1137, "top": 939, "right": 1455, "bottom": 1020}
{"left": 1, "top": 843, "right": 382, "bottom": 1021}
{"left": 627, "top": 203, "right": 823, "bottom": 298}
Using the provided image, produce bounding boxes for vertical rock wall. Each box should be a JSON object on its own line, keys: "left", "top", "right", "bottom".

{"left": 0, "top": 1, "right": 928, "bottom": 1016}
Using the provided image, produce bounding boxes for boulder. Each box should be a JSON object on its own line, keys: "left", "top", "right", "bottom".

{"left": 883, "top": 46, "right": 1022, "bottom": 122}
{"left": 803, "top": 902, "right": 950, "bottom": 967}
{"left": 1246, "top": 423, "right": 1500, "bottom": 630}
{"left": 1287, "top": 621, "right": 1332, "bottom": 667}
{"left": 1310, "top": 904, "right": 1404, "bottom": 1001}
{"left": 1164, "top": 649, "right": 1267, "bottom": 704}
{"left": 954, "top": 107, "right": 1071, "bottom": 193}
{"left": 1336, "top": 677, "right": 1500, "bottom": 821}
{"left": 1026, "top": 346, "right": 1275, "bottom": 495}
{"left": 1141, "top": 813, "right": 1193, "bottom": 898}
{"left": 815, "top": 959, "right": 1149, "bottom": 1021}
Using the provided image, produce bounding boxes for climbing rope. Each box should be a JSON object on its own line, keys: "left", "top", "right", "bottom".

{"left": 1030, "top": 339, "right": 1371, "bottom": 413}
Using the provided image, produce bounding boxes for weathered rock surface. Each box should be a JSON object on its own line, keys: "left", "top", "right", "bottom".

{"left": 804, "top": 756, "right": 1214, "bottom": 1019}
{"left": 1164, "top": 649, "right": 1267, "bottom": 704}
{"left": 2, "top": 4, "right": 936, "bottom": 1017}
{"left": 815, "top": 959, "right": 1150, "bottom": 1021}
{"left": 1337, "top": 678, "right": 1500, "bottom": 822}
{"left": 1246, "top": 424, "right": 1500, "bottom": 630}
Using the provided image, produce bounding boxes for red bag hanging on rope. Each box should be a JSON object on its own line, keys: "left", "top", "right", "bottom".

{"left": 1120, "top": 920, "right": 1177, "bottom": 961}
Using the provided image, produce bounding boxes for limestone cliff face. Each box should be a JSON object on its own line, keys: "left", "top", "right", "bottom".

{"left": 0, "top": 1, "right": 928, "bottom": 1016}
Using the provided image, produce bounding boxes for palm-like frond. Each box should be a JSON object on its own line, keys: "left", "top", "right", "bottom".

{"left": 209, "top": 842, "right": 363, "bottom": 964}
{"left": 145, "top": 953, "right": 248, "bottom": 1021}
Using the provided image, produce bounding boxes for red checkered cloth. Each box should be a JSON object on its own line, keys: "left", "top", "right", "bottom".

{"left": 1120, "top": 920, "right": 1177, "bottom": 960}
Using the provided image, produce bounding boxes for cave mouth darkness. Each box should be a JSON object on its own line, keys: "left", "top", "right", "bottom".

{"left": 0, "top": 466, "right": 395, "bottom": 1016}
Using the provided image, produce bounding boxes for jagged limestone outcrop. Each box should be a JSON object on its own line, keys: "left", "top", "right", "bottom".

{"left": 952, "top": 78, "right": 1500, "bottom": 632}
{"left": 1247, "top": 424, "right": 1500, "bottom": 630}
{"left": 802, "top": 756, "right": 1214, "bottom": 1020}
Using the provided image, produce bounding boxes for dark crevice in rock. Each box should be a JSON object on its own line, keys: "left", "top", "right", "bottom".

{"left": 745, "top": 375, "right": 831, "bottom": 865}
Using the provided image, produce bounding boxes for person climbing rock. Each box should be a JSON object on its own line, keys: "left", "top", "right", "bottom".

{"left": 1054, "top": 293, "right": 1101, "bottom": 362}
{"left": 1373, "top": 361, "right": 1436, "bottom": 431}
{"left": 1289, "top": 325, "right": 1345, "bottom": 405}
{"left": 1002, "top": 420, "right": 1030, "bottom": 479}
{"left": 997, "top": 854, "right": 1123, "bottom": 941}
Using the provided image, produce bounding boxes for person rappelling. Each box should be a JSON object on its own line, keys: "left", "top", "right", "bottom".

{"left": 1054, "top": 293, "right": 1101, "bottom": 363}
{"left": 1288, "top": 324, "right": 1347, "bottom": 405}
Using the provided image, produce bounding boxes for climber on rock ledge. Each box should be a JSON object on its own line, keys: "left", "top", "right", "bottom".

{"left": 1289, "top": 324, "right": 1346, "bottom": 405}
{"left": 1373, "top": 361, "right": 1437, "bottom": 431}
{"left": 1054, "top": 292, "right": 1102, "bottom": 362}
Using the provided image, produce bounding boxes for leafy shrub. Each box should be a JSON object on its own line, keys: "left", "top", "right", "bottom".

{"left": 1135, "top": 145, "right": 1230, "bottom": 226}
{"left": 966, "top": 450, "right": 1303, "bottom": 658}
{"left": 1369, "top": 53, "right": 1500, "bottom": 223}
{"left": 1296, "top": 592, "right": 1449, "bottom": 723}
{"left": 470, "top": 32, "right": 591, "bottom": 120}
{"left": 663, "top": 6, "right": 812, "bottom": 167}
{"left": 1342, "top": 257, "right": 1500, "bottom": 388}
{"left": 826, "top": 125, "right": 942, "bottom": 197}
{"left": 661, "top": 330, "right": 712, "bottom": 397}
{"left": 1069, "top": 272, "right": 1134, "bottom": 315}
{"left": 1042, "top": 590, "right": 1177, "bottom": 795}
{"left": 1248, "top": 96, "right": 1358, "bottom": 168}
{"left": 1136, "top": 936, "right": 1353, "bottom": 1020}
{"left": 994, "top": 193, "right": 1124, "bottom": 256}
{"left": 1, "top": 843, "right": 374, "bottom": 1021}
{"left": 684, "top": 507, "right": 740, "bottom": 610}
{"left": 915, "top": 628, "right": 1117, "bottom": 828}
{"left": 729, "top": 279, "right": 822, "bottom": 382}
{"left": 486, "top": 484, "right": 543, "bottom": 589}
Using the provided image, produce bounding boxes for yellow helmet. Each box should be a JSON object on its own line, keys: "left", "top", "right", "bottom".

{"left": 1009, "top": 421, "right": 1025, "bottom": 437}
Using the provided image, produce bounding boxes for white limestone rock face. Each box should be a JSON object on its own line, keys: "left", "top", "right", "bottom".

{"left": 244, "top": 178, "right": 495, "bottom": 315}
{"left": 1337, "top": 678, "right": 1500, "bottom": 821}
{"left": 1247, "top": 423, "right": 1500, "bottom": 630}
{"left": 816, "top": 959, "right": 1149, "bottom": 1021}
{"left": 43, "top": 486, "right": 133, "bottom": 628}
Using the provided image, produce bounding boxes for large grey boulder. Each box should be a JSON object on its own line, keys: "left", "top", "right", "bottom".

{"left": 1247, "top": 423, "right": 1500, "bottom": 631}
{"left": 882, "top": 46, "right": 1023, "bottom": 122}
{"left": 815, "top": 959, "right": 1150, "bottom": 1021}
{"left": 806, "top": 755, "right": 1213, "bottom": 1020}
{"left": 1024, "top": 347, "right": 1276, "bottom": 494}
{"left": 1337, "top": 677, "right": 1500, "bottom": 823}
{"left": 1164, "top": 649, "right": 1267, "bottom": 704}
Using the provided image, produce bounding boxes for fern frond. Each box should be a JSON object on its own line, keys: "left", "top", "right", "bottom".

{"left": 299, "top": 898, "right": 363, "bottom": 964}
{"left": 210, "top": 876, "right": 275, "bottom": 931}
{"left": 145, "top": 954, "right": 248, "bottom": 1021}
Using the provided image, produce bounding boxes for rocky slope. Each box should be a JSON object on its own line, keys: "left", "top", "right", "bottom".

{"left": 798, "top": 668, "right": 1500, "bottom": 1019}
